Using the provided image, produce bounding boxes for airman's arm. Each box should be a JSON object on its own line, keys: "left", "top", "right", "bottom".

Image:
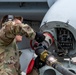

{"left": 4, "top": 21, "right": 36, "bottom": 39}
{"left": 0, "top": 21, "right": 36, "bottom": 45}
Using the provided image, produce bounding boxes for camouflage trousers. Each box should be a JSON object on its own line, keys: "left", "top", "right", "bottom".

{"left": 0, "top": 61, "right": 21, "bottom": 75}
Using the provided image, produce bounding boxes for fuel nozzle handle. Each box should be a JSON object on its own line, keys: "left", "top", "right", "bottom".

{"left": 35, "top": 47, "right": 75, "bottom": 75}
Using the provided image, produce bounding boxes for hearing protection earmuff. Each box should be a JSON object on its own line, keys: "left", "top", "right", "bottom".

{"left": 7, "top": 15, "right": 14, "bottom": 21}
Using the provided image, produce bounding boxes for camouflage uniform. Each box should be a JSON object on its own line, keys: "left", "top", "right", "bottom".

{"left": 0, "top": 21, "right": 36, "bottom": 75}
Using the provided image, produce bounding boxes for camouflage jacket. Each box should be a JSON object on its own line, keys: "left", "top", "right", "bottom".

{"left": 0, "top": 21, "right": 36, "bottom": 75}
